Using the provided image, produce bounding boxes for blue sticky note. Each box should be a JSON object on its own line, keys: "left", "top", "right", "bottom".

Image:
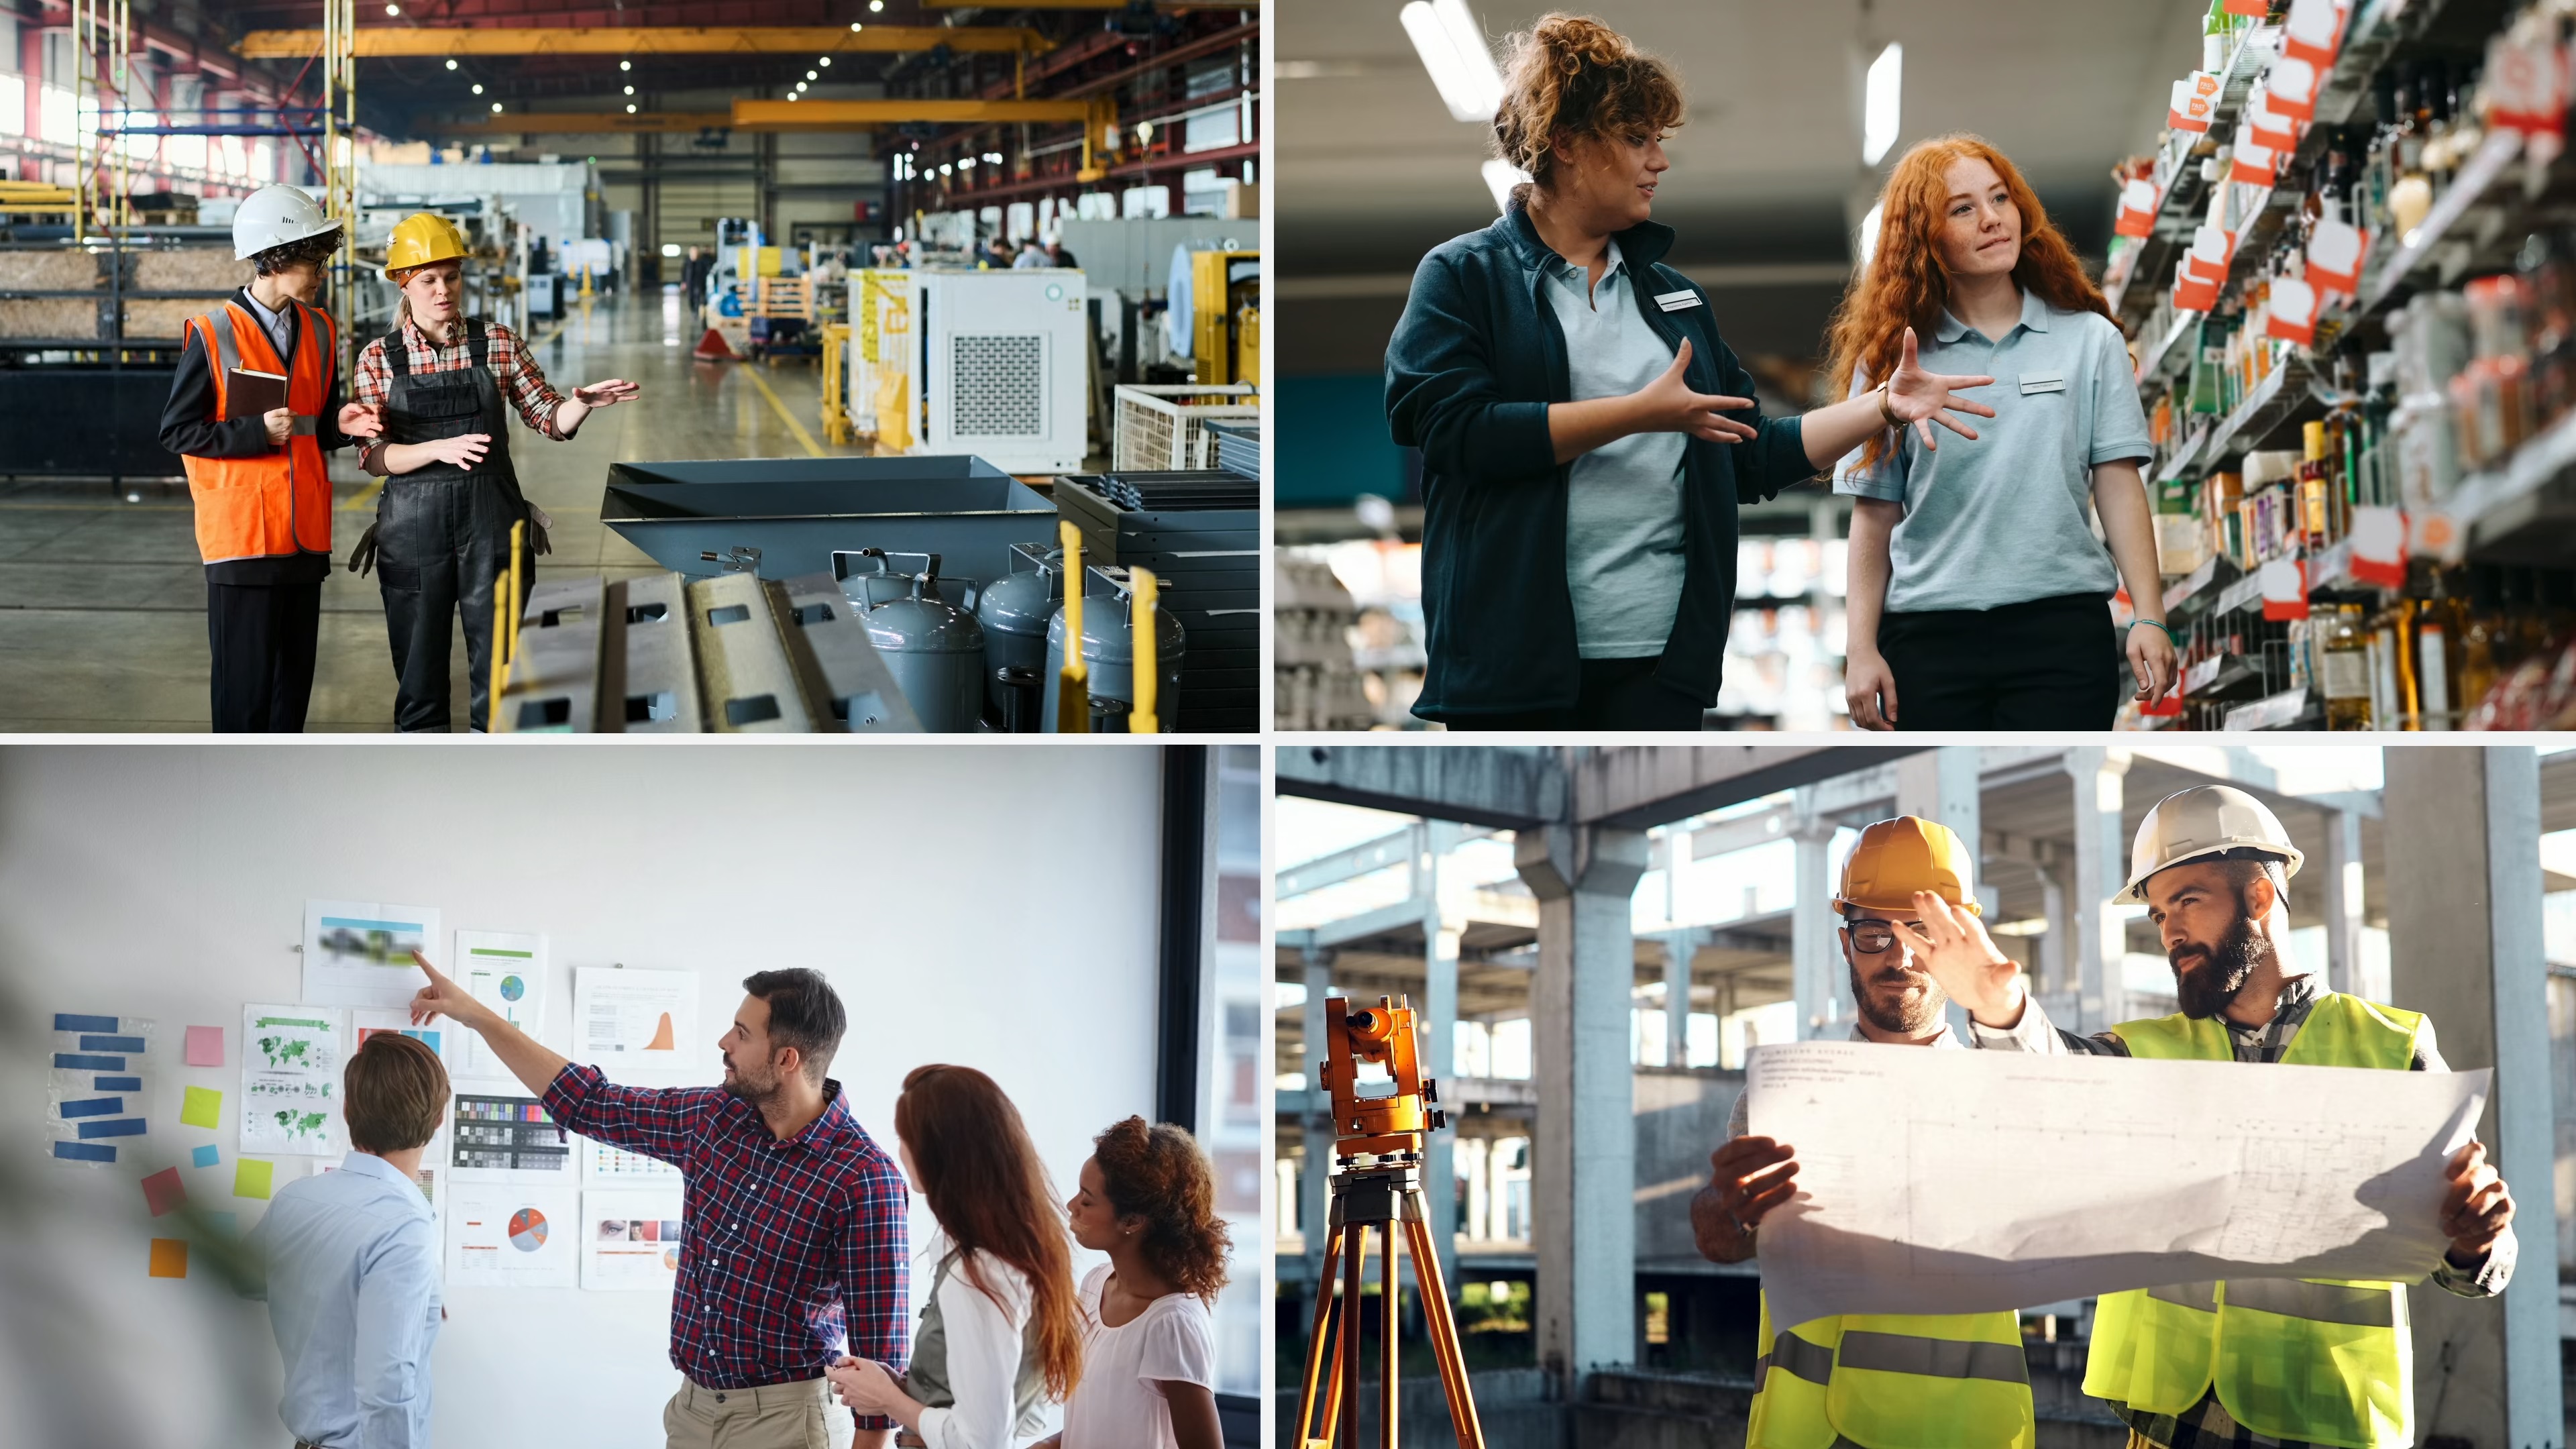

{"left": 78, "top": 1034, "right": 147, "bottom": 1053}
{"left": 192, "top": 1144, "right": 221, "bottom": 1169}
{"left": 56, "top": 1097, "right": 123, "bottom": 1119}
{"left": 95, "top": 1076, "right": 141, "bottom": 1091}
{"left": 52, "top": 1054, "right": 125, "bottom": 1071}
{"left": 51, "top": 1141, "right": 115, "bottom": 1163}
{"left": 76, "top": 1118, "right": 146, "bottom": 1139}
{"left": 54, "top": 1014, "right": 121, "bottom": 1034}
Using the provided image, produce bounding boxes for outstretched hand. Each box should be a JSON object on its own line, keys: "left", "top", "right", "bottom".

{"left": 408, "top": 949, "right": 487, "bottom": 1030}
{"left": 1887, "top": 890, "right": 2027, "bottom": 1028}
{"left": 572, "top": 378, "right": 641, "bottom": 408}
{"left": 1883, "top": 327, "right": 1997, "bottom": 451}
{"left": 1635, "top": 339, "right": 1758, "bottom": 444}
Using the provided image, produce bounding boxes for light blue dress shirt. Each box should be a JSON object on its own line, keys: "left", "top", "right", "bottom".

{"left": 1542, "top": 237, "right": 1689, "bottom": 658}
{"left": 248, "top": 1151, "right": 443, "bottom": 1449}
{"left": 1833, "top": 288, "right": 2151, "bottom": 614}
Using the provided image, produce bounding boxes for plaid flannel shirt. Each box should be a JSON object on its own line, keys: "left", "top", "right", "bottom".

{"left": 541, "top": 1064, "right": 910, "bottom": 1431}
{"left": 1972, "top": 975, "right": 2516, "bottom": 1449}
{"left": 351, "top": 315, "right": 573, "bottom": 476}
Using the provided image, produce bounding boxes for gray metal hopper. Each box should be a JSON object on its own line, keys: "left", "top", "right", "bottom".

{"left": 598, "top": 454, "right": 1057, "bottom": 586}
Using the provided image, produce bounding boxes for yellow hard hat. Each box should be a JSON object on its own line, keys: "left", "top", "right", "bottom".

{"left": 2121, "top": 785, "right": 2303, "bottom": 902}
{"left": 386, "top": 213, "right": 470, "bottom": 276}
{"left": 1834, "top": 816, "right": 1980, "bottom": 916}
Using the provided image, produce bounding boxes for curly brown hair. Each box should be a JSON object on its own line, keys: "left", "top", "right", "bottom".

{"left": 250, "top": 228, "right": 341, "bottom": 279}
{"left": 1492, "top": 14, "right": 1684, "bottom": 193}
{"left": 1091, "top": 1116, "right": 1230, "bottom": 1303}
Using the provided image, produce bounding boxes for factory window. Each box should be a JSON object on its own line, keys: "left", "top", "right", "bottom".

{"left": 0, "top": 75, "right": 20, "bottom": 136}
{"left": 38, "top": 85, "right": 73, "bottom": 145}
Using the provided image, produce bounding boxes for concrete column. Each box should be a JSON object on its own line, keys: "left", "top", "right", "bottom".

{"left": 1517, "top": 821, "right": 1649, "bottom": 1393}
{"left": 2068, "top": 747, "right": 2133, "bottom": 1034}
{"left": 1420, "top": 822, "right": 1460, "bottom": 1306}
{"left": 2037, "top": 869, "right": 2070, "bottom": 998}
{"left": 2321, "top": 808, "right": 2367, "bottom": 999}
{"left": 1299, "top": 942, "right": 1334, "bottom": 1306}
{"left": 1895, "top": 745, "right": 1982, "bottom": 845}
{"left": 1790, "top": 795, "right": 1842, "bottom": 1039}
{"left": 2383, "top": 748, "right": 2563, "bottom": 1448}
{"left": 1662, "top": 929, "right": 1697, "bottom": 1068}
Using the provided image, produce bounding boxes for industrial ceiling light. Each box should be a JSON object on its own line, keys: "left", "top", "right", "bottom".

{"left": 806, "top": 70, "right": 818, "bottom": 80}
{"left": 490, "top": 101, "right": 503, "bottom": 112}
{"left": 1855, "top": 199, "right": 1885, "bottom": 272}
{"left": 445, "top": 58, "right": 457, "bottom": 70}
{"left": 625, "top": 103, "right": 637, "bottom": 113}
{"left": 819, "top": 57, "right": 831, "bottom": 66}
{"left": 384, "top": 2, "right": 398, "bottom": 13}
{"left": 849, "top": 20, "right": 863, "bottom": 31}
{"left": 624, "top": 85, "right": 635, "bottom": 95}
{"left": 870, "top": 0, "right": 883, "bottom": 9}
{"left": 1862, "top": 42, "right": 1902, "bottom": 166}
{"left": 1481, "top": 158, "right": 1528, "bottom": 212}
{"left": 620, "top": 59, "right": 632, "bottom": 71}
{"left": 1399, "top": 0, "right": 1502, "bottom": 123}
{"left": 939, "top": 162, "right": 951, "bottom": 175}
{"left": 471, "top": 83, "right": 483, "bottom": 94}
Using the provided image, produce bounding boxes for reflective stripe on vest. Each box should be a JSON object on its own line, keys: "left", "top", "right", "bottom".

{"left": 1747, "top": 1292, "right": 2034, "bottom": 1449}
{"left": 2082, "top": 991, "right": 2419, "bottom": 1449}
{"left": 178, "top": 299, "right": 335, "bottom": 565}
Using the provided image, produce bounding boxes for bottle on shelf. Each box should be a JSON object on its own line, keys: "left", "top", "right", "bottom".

{"left": 2321, "top": 602, "right": 2375, "bottom": 729}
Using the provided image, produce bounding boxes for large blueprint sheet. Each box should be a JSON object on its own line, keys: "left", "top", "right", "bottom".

{"left": 1745, "top": 1041, "right": 2487, "bottom": 1329}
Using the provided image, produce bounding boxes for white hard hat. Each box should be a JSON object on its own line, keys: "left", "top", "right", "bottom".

{"left": 232, "top": 184, "right": 341, "bottom": 261}
{"left": 2121, "top": 784, "right": 2304, "bottom": 902}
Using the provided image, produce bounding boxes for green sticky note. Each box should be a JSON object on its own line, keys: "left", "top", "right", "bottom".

{"left": 180, "top": 1085, "right": 222, "bottom": 1130}
{"left": 233, "top": 1158, "right": 274, "bottom": 1200}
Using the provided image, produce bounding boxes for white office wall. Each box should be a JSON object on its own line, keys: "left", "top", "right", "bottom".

{"left": 0, "top": 743, "right": 1165, "bottom": 1449}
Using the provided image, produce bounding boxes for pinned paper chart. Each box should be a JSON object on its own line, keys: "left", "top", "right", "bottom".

{"left": 453, "top": 930, "right": 547, "bottom": 1079}
{"left": 448, "top": 1091, "right": 572, "bottom": 1182}
{"left": 304, "top": 900, "right": 443, "bottom": 1008}
{"left": 47, "top": 1012, "right": 155, "bottom": 1166}
{"left": 584, "top": 1138, "right": 684, "bottom": 1184}
{"left": 353, "top": 1009, "right": 453, "bottom": 1220}
{"left": 241, "top": 1005, "right": 345, "bottom": 1157}
{"left": 574, "top": 967, "right": 700, "bottom": 1073}
{"left": 581, "top": 1188, "right": 686, "bottom": 1291}
{"left": 448, "top": 1183, "right": 577, "bottom": 1289}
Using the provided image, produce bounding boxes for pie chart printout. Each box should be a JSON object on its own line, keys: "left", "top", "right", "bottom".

{"left": 509, "top": 1207, "right": 549, "bottom": 1253}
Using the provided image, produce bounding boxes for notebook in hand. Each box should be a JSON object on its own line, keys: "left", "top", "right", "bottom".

{"left": 224, "top": 368, "right": 288, "bottom": 422}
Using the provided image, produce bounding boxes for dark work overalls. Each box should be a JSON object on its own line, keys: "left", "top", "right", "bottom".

{"left": 374, "top": 318, "right": 537, "bottom": 732}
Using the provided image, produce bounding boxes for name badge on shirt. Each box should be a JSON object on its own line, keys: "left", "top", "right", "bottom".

{"left": 1653, "top": 288, "right": 1703, "bottom": 312}
{"left": 2020, "top": 370, "right": 2068, "bottom": 395}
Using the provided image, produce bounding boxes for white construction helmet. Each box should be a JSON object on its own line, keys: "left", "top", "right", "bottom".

{"left": 232, "top": 184, "right": 341, "bottom": 261}
{"left": 2121, "top": 785, "right": 2304, "bottom": 902}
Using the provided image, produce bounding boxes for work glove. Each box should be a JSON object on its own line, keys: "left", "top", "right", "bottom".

{"left": 526, "top": 502, "right": 554, "bottom": 557}
{"left": 345, "top": 522, "right": 381, "bottom": 578}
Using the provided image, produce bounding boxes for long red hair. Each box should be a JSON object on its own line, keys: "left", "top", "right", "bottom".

{"left": 894, "top": 1065, "right": 1083, "bottom": 1400}
{"left": 1824, "top": 134, "right": 2112, "bottom": 469}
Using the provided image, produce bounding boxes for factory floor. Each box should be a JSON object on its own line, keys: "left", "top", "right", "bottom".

{"left": 0, "top": 288, "right": 875, "bottom": 731}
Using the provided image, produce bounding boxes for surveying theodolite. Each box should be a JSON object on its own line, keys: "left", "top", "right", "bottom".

{"left": 1292, "top": 994, "right": 1487, "bottom": 1449}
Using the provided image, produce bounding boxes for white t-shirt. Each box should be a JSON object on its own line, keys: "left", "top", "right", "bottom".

{"left": 915, "top": 1250, "right": 1034, "bottom": 1449}
{"left": 1061, "top": 1263, "right": 1214, "bottom": 1449}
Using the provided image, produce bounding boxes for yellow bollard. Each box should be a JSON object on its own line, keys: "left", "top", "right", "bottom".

{"left": 1129, "top": 567, "right": 1159, "bottom": 734}
{"left": 1056, "top": 519, "right": 1088, "bottom": 733}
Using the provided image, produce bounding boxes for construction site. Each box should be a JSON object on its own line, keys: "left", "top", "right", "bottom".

{"left": 0, "top": 0, "right": 1258, "bottom": 732}
{"left": 1275, "top": 743, "right": 2571, "bottom": 1448}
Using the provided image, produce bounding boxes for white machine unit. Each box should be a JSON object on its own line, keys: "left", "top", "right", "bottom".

{"left": 908, "top": 268, "right": 1089, "bottom": 474}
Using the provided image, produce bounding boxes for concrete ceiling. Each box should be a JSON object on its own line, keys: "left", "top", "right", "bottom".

{"left": 1276, "top": 0, "right": 2204, "bottom": 276}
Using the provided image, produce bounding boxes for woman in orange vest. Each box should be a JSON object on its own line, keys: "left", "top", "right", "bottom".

{"left": 158, "top": 184, "right": 384, "bottom": 732}
{"left": 351, "top": 213, "right": 638, "bottom": 731}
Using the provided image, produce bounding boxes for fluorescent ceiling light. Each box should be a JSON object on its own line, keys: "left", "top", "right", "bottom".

{"left": 1862, "top": 42, "right": 1902, "bottom": 166}
{"left": 1854, "top": 200, "right": 1884, "bottom": 273}
{"left": 1400, "top": 0, "right": 1503, "bottom": 123}
{"left": 1482, "top": 158, "right": 1530, "bottom": 212}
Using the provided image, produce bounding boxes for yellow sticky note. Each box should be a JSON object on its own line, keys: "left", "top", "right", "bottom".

{"left": 233, "top": 1158, "right": 275, "bottom": 1200}
{"left": 148, "top": 1238, "right": 188, "bottom": 1279}
{"left": 180, "top": 1085, "right": 222, "bottom": 1130}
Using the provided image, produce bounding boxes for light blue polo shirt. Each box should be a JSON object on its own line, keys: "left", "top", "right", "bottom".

{"left": 1833, "top": 288, "right": 2151, "bottom": 614}
{"left": 1543, "top": 237, "right": 1687, "bottom": 658}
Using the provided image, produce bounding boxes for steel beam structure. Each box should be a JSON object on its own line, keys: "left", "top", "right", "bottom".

{"left": 237, "top": 25, "right": 1050, "bottom": 58}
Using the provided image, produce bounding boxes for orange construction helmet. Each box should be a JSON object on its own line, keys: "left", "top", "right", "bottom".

{"left": 1833, "top": 815, "right": 1980, "bottom": 917}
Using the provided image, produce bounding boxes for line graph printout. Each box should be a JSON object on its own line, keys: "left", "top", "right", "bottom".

{"left": 1745, "top": 1041, "right": 2487, "bottom": 1330}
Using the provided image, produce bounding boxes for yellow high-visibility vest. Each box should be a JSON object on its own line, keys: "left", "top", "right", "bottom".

{"left": 1747, "top": 1289, "right": 2035, "bottom": 1449}
{"left": 2083, "top": 991, "right": 2424, "bottom": 1449}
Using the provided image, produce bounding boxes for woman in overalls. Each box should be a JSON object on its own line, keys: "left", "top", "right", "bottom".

{"left": 351, "top": 213, "right": 640, "bottom": 731}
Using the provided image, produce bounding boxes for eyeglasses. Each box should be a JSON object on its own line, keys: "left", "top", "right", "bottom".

{"left": 1844, "top": 922, "right": 1925, "bottom": 955}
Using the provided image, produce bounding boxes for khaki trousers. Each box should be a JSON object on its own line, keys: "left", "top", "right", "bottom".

{"left": 664, "top": 1375, "right": 851, "bottom": 1449}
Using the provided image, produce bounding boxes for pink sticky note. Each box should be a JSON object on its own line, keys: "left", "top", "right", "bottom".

{"left": 141, "top": 1167, "right": 186, "bottom": 1218}
{"left": 184, "top": 1026, "right": 224, "bottom": 1068}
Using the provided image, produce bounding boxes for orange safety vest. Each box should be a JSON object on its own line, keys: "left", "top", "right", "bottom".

{"left": 178, "top": 299, "right": 335, "bottom": 566}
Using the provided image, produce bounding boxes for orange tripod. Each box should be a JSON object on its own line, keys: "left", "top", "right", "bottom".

{"left": 1292, "top": 995, "right": 1486, "bottom": 1449}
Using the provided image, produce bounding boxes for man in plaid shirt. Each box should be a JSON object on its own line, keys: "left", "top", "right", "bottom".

{"left": 1904, "top": 785, "right": 2516, "bottom": 1449}
{"left": 408, "top": 955, "right": 907, "bottom": 1448}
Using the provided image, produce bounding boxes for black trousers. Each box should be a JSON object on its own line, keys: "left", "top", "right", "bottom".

{"left": 207, "top": 578, "right": 321, "bottom": 733}
{"left": 376, "top": 474, "right": 529, "bottom": 733}
{"left": 1877, "top": 592, "right": 2122, "bottom": 731}
{"left": 1444, "top": 655, "right": 1706, "bottom": 732}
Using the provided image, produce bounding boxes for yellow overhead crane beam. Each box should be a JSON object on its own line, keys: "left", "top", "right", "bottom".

{"left": 433, "top": 111, "right": 733, "bottom": 135}
{"left": 235, "top": 24, "right": 1051, "bottom": 59}
{"left": 731, "top": 98, "right": 1096, "bottom": 127}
